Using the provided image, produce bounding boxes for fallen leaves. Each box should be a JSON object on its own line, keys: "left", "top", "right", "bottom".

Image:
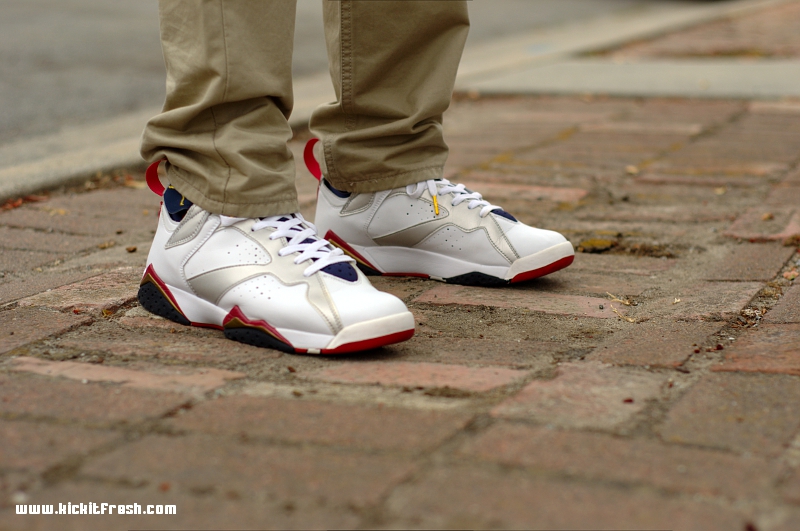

{"left": 577, "top": 238, "right": 618, "bottom": 253}
{"left": 784, "top": 269, "right": 799, "bottom": 281}
{"left": 606, "top": 292, "right": 632, "bottom": 306}
{"left": 610, "top": 304, "right": 636, "bottom": 323}
{"left": 97, "top": 241, "right": 116, "bottom": 250}
{"left": 1, "top": 195, "right": 48, "bottom": 211}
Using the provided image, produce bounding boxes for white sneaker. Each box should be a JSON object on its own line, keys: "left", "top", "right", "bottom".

{"left": 306, "top": 140, "right": 575, "bottom": 286}
{"left": 138, "top": 162, "right": 415, "bottom": 354}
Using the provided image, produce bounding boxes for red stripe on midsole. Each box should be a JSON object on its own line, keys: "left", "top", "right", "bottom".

{"left": 223, "top": 305, "right": 294, "bottom": 346}
{"left": 510, "top": 255, "right": 574, "bottom": 283}
{"left": 322, "top": 328, "right": 415, "bottom": 354}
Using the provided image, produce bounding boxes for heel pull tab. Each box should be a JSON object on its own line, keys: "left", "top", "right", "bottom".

{"left": 145, "top": 160, "right": 167, "bottom": 196}
{"left": 304, "top": 138, "right": 322, "bottom": 181}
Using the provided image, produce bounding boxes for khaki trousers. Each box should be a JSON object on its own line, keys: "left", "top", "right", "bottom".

{"left": 141, "top": 0, "right": 469, "bottom": 218}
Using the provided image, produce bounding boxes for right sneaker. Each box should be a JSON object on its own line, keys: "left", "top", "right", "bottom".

{"left": 305, "top": 140, "right": 574, "bottom": 286}
{"left": 138, "top": 162, "right": 415, "bottom": 355}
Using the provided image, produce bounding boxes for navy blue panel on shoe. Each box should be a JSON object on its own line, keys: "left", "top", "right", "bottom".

{"left": 164, "top": 186, "right": 193, "bottom": 222}
{"left": 321, "top": 262, "right": 358, "bottom": 281}
{"left": 492, "top": 209, "right": 518, "bottom": 222}
{"left": 324, "top": 179, "right": 351, "bottom": 198}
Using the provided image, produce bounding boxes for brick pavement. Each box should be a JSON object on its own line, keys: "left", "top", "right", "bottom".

{"left": 3, "top": 11, "right": 800, "bottom": 531}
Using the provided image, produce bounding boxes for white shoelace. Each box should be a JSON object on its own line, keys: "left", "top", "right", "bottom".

{"left": 221, "top": 213, "right": 352, "bottom": 277}
{"left": 406, "top": 179, "right": 501, "bottom": 218}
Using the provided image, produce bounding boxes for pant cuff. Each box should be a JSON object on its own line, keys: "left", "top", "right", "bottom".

{"left": 168, "top": 167, "right": 300, "bottom": 218}
{"left": 328, "top": 165, "right": 445, "bottom": 194}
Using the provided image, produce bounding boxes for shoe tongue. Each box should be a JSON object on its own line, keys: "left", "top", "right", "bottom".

{"left": 272, "top": 215, "right": 357, "bottom": 281}
{"left": 275, "top": 215, "right": 317, "bottom": 244}
{"left": 493, "top": 209, "right": 518, "bottom": 222}
{"left": 164, "top": 186, "right": 193, "bottom": 221}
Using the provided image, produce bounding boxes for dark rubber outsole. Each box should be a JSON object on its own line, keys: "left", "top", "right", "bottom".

{"left": 355, "top": 263, "right": 560, "bottom": 287}
{"left": 138, "top": 282, "right": 191, "bottom": 326}
{"left": 224, "top": 327, "right": 296, "bottom": 353}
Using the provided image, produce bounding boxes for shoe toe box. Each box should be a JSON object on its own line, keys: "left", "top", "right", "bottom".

{"left": 505, "top": 223, "right": 572, "bottom": 258}
{"left": 326, "top": 279, "right": 411, "bottom": 328}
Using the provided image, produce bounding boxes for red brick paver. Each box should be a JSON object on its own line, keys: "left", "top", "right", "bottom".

{"left": 81, "top": 434, "right": 416, "bottom": 509}
{"left": 0, "top": 420, "right": 118, "bottom": 473}
{"left": 415, "top": 284, "right": 622, "bottom": 319}
{"left": 0, "top": 373, "right": 188, "bottom": 424}
{"left": 386, "top": 466, "right": 745, "bottom": 530}
{"left": 17, "top": 268, "right": 140, "bottom": 314}
{"left": 658, "top": 372, "right": 800, "bottom": 456}
{"left": 712, "top": 324, "right": 800, "bottom": 376}
{"left": 704, "top": 243, "right": 796, "bottom": 281}
{"left": 0, "top": 307, "right": 91, "bottom": 355}
{"left": 167, "top": 395, "right": 471, "bottom": 452}
{"left": 460, "top": 422, "right": 779, "bottom": 500}
{"left": 8, "top": 357, "right": 244, "bottom": 394}
{"left": 765, "top": 284, "right": 800, "bottom": 323}
{"left": 491, "top": 361, "right": 667, "bottom": 429}
{"left": 302, "top": 361, "right": 526, "bottom": 392}
{"left": 589, "top": 321, "right": 722, "bottom": 368}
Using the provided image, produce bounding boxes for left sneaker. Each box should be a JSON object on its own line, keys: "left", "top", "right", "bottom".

{"left": 306, "top": 139, "right": 575, "bottom": 286}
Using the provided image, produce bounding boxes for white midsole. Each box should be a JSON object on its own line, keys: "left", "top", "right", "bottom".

{"left": 353, "top": 241, "right": 575, "bottom": 280}
{"left": 324, "top": 312, "right": 415, "bottom": 350}
{"left": 165, "top": 283, "right": 414, "bottom": 351}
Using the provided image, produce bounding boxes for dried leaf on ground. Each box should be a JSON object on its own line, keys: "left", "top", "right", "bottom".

{"left": 611, "top": 304, "right": 636, "bottom": 323}
{"left": 607, "top": 292, "right": 632, "bottom": 306}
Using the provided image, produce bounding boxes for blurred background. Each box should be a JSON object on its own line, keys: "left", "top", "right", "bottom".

{"left": 0, "top": 0, "right": 722, "bottom": 146}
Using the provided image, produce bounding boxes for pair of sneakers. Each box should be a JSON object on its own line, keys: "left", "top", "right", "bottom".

{"left": 138, "top": 140, "right": 574, "bottom": 354}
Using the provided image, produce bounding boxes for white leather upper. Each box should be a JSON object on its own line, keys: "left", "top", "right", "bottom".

{"left": 502, "top": 221, "right": 569, "bottom": 258}
{"left": 316, "top": 179, "right": 573, "bottom": 276}
{"left": 367, "top": 192, "right": 441, "bottom": 238}
{"left": 145, "top": 203, "right": 410, "bottom": 336}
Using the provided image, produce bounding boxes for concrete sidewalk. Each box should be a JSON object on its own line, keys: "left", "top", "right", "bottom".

{"left": 2, "top": 3, "right": 800, "bottom": 531}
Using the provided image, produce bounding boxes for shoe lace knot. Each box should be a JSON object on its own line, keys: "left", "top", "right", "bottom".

{"left": 225, "top": 213, "right": 353, "bottom": 277}
{"left": 406, "top": 179, "right": 501, "bottom": 218}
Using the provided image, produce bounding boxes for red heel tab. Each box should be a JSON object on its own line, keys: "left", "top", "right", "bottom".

{"left": 145, "top": 160, "right": 167, "bottom": 196}
{"left": 304, "top": 138, "right": 322, "bottom": 181}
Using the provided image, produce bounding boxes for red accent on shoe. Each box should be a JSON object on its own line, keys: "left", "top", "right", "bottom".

{"left": 510, "top": 255, "right": 575, "bottom": 284}
{"left": 304, "top": 138, "right": 322, "bottom": 181}
{"left": 223, "top": 306, "right": 294, "bottom": 346}
{"left": 324, "top": 230, "right": 382, "bottom": 272}
{"left": 146, "top": 160, "right": 166, "bottom": 196}
{"left": 141, "top": 264, "right": 183, "bottom": 314}
{"left": 321, "top": 328, "right": 415, "bottom": 354}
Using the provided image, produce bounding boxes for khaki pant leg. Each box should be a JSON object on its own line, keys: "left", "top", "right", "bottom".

{"left": 310, "top": 0, "right": 469, "bottom": 193}
{"left": 141, "top": 0, "right": 299, "bottom": 218}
